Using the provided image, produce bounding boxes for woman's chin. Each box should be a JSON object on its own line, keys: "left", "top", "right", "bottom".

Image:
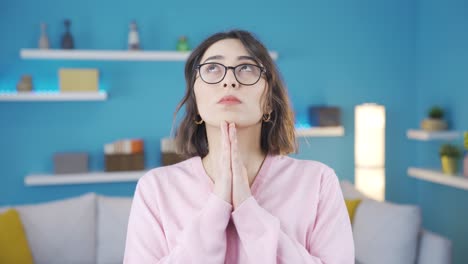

{"left": 205, "top": 118, "right": 261, "bottom": 128}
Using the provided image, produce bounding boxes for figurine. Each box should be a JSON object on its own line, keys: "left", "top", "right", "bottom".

{"left": 176, "top": 36, "right": 190, "bottom": 52}
{"left": 39, "top": 22, "right": 50, "bottom": 49}
{"left": 61, "top": 19, "right": 74, "bottom": 49}
{"left": 128, "top": 20, "right": 140, "bottom": 50}
{"left": 17, "top": 75, "right": 33, "bottom": 92}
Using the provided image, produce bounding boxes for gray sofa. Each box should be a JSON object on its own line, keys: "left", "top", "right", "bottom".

{"left": 1, "top": 182, "right": 451, "bottom": 264}
{"left": 341, "top": 181, "right": 452, "bottom": 264}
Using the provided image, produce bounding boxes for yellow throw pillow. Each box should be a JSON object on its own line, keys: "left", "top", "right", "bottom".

{"left": 345, "top": 199, "right": 362, "bottom": 224}
{"left": 0, "top": 209, "right": 34, "bottom": 264}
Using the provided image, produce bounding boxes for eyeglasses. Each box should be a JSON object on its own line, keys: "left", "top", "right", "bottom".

{"left": 196, "top": 63, "right": 266, "bottom": 86}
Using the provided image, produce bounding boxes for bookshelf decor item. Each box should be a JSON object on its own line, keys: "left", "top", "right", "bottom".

{"left": 421, "top": 106, "right": 447, "bottom": 131}
{"left": 104, "top": 139, "right": 145, "bottom": 171}
{"left": 161, "top": 137, "right": 186, "bottom": 166}
{"left": 128, "top": 20, "right": 140, "bottom": 50}
{"left": 61, "top": 19, "right": 74, "bottom": 49}
{"left": 308, "top": 106, "right": 341, "bottom": 127}
{"left": 39, "top": 22, "right": 50, "bottom": 49}
{"left": 176, "top": 36, "right": 190, "bottom": 52}
{"left": 16, "top": 75, "right": 33, "bottom": 92}
{"left": 59, "top": 68, "right": 99, "bottom": 92}
{"left": 54, "top": 152, "right": 89, "bottom": 174}
{"left": 439, "top": 143, "right": 462, "bottom": 175}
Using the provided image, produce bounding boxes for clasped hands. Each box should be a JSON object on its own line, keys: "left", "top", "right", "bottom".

{"left": 213, "top": 121, "right": 252, "bottom": 210}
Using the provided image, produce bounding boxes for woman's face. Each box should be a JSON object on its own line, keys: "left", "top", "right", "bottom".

{"left": 194, "top": 38, "right": 268, "bottom": 128}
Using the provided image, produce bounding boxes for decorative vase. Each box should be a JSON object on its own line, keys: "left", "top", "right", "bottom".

{"left": 441, "top": 156, "right": 458, "bottom": 175}
{"left": 128, "top": 20, "right": 140, "bottom": 50}
{"left": 61, "top": 19, "right": 74, "bottom": 49}
{"left": 39, "top": 22, "right": 50, "bottom": 49}
{"left": 16, "top": 75, "right": 33, "bottom": 92}
{"left": 421, "top": 118, "right": 447, "bottom": 131}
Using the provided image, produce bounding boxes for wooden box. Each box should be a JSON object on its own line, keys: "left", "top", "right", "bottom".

{"left": 59, "top": 68, "right": 99, "bottom": 92}
{"left": 308, "top": 106, "right": 341, "bottom": 127}
{"left": 105, "top": 153, "right": 144, "bottom": 172}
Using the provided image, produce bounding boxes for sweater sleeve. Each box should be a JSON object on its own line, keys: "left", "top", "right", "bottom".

{"left": 231, "top": 169, "right": 354, "bottom": 264}
{"left": 124, "top": 174, "right": 232, "bottom": 264}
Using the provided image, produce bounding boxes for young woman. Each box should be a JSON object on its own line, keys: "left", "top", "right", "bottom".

{"left": 124, "top": 30, "right": 354, "bottom": 263}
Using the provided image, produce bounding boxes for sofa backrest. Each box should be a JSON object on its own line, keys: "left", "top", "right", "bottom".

{"left": 96, "top": 195, "right": 132, "bottom": 264}
{"left": 7, "top": 193, "right": 97, "bottom": 264}
{"left": 341, "top": 180, "right": 422, "bottom": 264}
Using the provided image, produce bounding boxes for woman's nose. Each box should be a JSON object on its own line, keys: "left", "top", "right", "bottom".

{"left": 223, "top": 83, "right": 236, "bottom": 88}
{"left": 223, "top": 69, "right": 238, "bottom": 88}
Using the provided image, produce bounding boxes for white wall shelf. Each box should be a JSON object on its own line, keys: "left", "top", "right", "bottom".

{"left": 25, "top": 170, "right": 145, "bottom": 186}
{"left": 408, "top": 167, "right": 468, "bottom": 191}
{"left": 295, "top": 126, "right": 345, "bottom": 137}
{"left": 0, "top": 91, "right": 107, "bottom": 101}
{"left": 20, "top": 49, "right": 279, "bottom": 61}
{"left": 407, "top": 129, "right": 460, "bottom": 141}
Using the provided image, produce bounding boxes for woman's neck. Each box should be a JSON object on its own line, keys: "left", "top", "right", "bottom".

{"left": 202, "top": 123, "right": 266, "bottom": 185}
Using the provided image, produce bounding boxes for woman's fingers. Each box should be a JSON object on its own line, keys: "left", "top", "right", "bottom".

{"left": 212, "top": 121, "right": 232, "bottom": 204}
{"left": 229, "top": 123, "right": 239, "bottom": 178}
{"left": 221, "top": 121, "right": 231, "bottom": 176}
{"left": 229, "top": 123, "right": 251, "bottom": 209}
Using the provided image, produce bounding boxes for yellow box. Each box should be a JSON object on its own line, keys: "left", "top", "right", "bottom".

{"left": 59, "top": 68, "right": 99, "bottom": 92}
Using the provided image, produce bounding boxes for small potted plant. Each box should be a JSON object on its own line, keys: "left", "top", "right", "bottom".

{"left": 421, "top": 106, "right": 448, "bottom": 131}
{"left": 439, "top": 144, "right": 461, "bottom": 175}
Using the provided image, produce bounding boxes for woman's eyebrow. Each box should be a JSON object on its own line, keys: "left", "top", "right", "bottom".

{"left": 202, "top": 55, "right": 257, "bottom": 64}
{"left": 237, "top": 55, "right": 257, "bottom": 62}
{"left": 203, "top": 55, "right": 224, "bottom": 63}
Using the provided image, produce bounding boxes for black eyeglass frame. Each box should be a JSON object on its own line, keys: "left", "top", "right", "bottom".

{"left": 196, "top": 62, "right": 266, "bottom": 86}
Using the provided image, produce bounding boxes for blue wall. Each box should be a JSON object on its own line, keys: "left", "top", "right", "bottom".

{"left": 19, "top": 0, "right": 468, "bottom": 260}
{"left": 1, "top": 0, "right": 417, "bottom": 205}
{"left": 415, "top": 1, "right": 468, "bottom": 263}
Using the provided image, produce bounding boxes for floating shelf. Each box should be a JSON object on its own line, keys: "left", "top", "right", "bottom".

{"left": 295, "top": 126, "right": 345, "bottom": 137}
{"left": 20, "top": 49, "right": 279, "bottom": 61}
{"left": 408, "top": 167, "right": 468, "bottom": 191}
{"left": 25, "top": 170, "right": 145, "bottom": 186}
{"left": 0, "top": 91, "right": 107, "bottom": 101}
{"left": 407, "top": 129, "right": 460, "bottom": 141}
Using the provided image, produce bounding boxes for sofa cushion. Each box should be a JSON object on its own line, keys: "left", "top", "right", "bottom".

{"left": 344, "top": 199, "right": 362, "bottom": 224}
{"left": 97, "top": 195, "right": 132, "bottom": 264}
{"left": 0, "top": 209, "right": 34, "bottom": 264}
{"left": 353, "top": 199, "right": 421, "bottom": 264}
{"left": 417, "top": 229, "right": 452, "bottom": 264}
{"left": 15, "top": 193, "right": 96, "bottom": 264}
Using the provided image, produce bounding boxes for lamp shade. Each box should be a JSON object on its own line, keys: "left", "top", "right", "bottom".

{"left": 355, "top": 103, "right": 386, "bottom": 168}
{"left": 354, "top": 103, "right": 386, "bottom": 201}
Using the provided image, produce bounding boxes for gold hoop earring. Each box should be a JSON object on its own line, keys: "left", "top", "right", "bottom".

{"left": 194, "top": 115, "right": 204, "bottom": 125}
{"left": 262, "top": 112, "right": 271, "bottom": 122}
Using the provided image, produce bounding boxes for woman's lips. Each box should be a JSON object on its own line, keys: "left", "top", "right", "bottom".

{"left": 218, "top": 96, "right": 241, "bottom": 105}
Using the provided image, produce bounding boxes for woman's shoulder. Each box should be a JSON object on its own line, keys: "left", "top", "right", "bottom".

{"left": 272, "top": 155, "right": 339, "bottom": 187}
{"left": 137, "top": 156, "right": 199, "bottom": 185}
{"left": 273, "top": 155, "right": 335, "bottom": 175}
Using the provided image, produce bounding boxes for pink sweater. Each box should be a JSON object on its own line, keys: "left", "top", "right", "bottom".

{"left": 124, "top": 155, "right": 354, "bottom": 263}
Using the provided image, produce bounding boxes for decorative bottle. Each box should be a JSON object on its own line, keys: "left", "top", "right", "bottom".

{"left": 128, "top": 20, "right": 140, "bottom": 50}
{"left": 61, "top": 19, "right": 74, "bottom": 49}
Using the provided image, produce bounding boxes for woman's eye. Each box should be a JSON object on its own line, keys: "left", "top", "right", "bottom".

{"left": 207, "top": 64, "right": 220, "bottom": 72}
{"left": 239, "top": 65, "right": 253, "bottom": 72}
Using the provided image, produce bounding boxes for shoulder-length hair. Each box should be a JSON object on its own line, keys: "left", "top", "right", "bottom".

{"left": 173, "top": 30, "right": 296, "bottom": 158}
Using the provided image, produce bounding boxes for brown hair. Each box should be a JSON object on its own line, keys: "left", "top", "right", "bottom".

{"left": 173, "top": 29, "right": 296, "bottom": 158}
